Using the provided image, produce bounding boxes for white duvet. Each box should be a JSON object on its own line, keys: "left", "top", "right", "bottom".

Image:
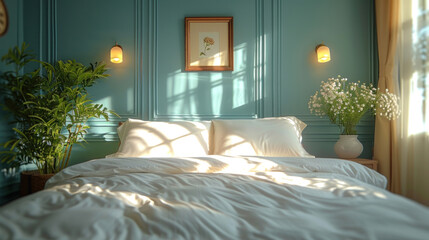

{"left": 0, "top": 156, "right": 428, "bottom": 240}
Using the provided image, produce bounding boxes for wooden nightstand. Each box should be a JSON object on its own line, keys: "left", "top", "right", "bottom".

{"left": 344, "top": 158, "right": 378, "bottom": 171}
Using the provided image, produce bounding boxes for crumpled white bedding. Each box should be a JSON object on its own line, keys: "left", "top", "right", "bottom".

{"left": 0, "top": 156, "right": 428, "bottom": 240}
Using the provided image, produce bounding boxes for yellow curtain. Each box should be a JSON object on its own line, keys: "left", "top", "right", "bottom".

{"left": 374, "top": 0, "right": 400, "bottom": 192}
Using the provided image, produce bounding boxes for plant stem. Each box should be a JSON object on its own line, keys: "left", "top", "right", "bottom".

{"left": 60, "top": 129, "right": 72, "bottom": 171}
{"left": 64, "top": 124, "right": 81, "bottom": 169}
{"left": 64, "top": 144, "right": 73, "bottom": 170}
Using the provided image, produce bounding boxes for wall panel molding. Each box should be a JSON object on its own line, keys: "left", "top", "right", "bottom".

{"left": 38, "top": 0, "right": 57, "bottom": 63}
{"left": 0, "top": 0, "right": 23, "bottom": 137}
{"left": 33, "top": 0, "right": 377, "bottom": 144}
{"left": 134, "top": 0, "right": 143, "bottom": 121}
{"left": 305, "top": 1, "right": 376, "bottom": 144}
{"left": 254, "top": 0, "right": 264, "bottom": 118}
{"left": 0, "top": 0, "right": 30, "bottom": 205}
{"left": 48, "top": 0, "right": 57, "bottom": 63}
{"left": 272, "top": 0, "right": 282, "bottom": 117}
{"left": 369, "top": 0, "right": 377, "bottom": 85}
{"left": 297, "top": 114, "right": 375, "bottom": 142}
{"left": 51, "top": 0, "right": 143, "bottom": 141}
{"left": 17, "top": 0, "right": 24, "bottom": 45}
{"left": 89, "top": 0, "right": 142, "bottom": 122}
{"left": 107, "top": 0, "right": 143, "bottom": 121}
{"left": 152, "top": 0, "right": 262, "bottom": 120}
{"left": 149, "top": 0, "right": 159, "bottom": 120}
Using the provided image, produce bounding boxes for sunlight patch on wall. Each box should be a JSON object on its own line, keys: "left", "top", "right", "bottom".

{"left": 234, "top": 43, "right": 247, "bottom": 72}
{"left": 210, "top": 73, "right": 224, "bottom": 115}
{"left": 233, "top": 76, "right": 246, "bottom": 109}
{"left": 232, "top": 43, "right": 248, "bottom": 109}
{"left": 163, "top": 42, "right": 251, "bottom": 116}
{"left": 253, "top": 34, "right": 266, "bottom": 102}
{"left": 167, "top": 70, "right": 198, "bottom": 99}
{"left": 127, "top": 88, "right": 134, "bottom": 113}
{"left": 93, "top": 96, "right": 112, "bottom": 111}
{"left": 191, "top": 52, "right": 226, "bottom": 66}
{"left": 166, "top": 70, "right": 200, "bottom": 114}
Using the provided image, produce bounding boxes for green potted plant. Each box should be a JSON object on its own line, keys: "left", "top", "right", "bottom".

{"left": 0, "top": 43, "right": 118, "bottom": 194}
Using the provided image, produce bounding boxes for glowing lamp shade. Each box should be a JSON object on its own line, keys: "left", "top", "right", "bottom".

{"left": 316, "top": 44, "right": 331, "bottom": 63}
{"left": 110, "top": 44, "right": 123, "bottom": 63}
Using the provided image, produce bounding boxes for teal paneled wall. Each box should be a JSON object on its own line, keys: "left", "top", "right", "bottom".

{"left": 0, "top": 0, "right": 376, "bottom": 204}
{"left": 57, "top": 0, "right": 139, "bottom": 119}
{"left": 0, "top": 0, "right": 22, "bottom": 68}
{"left": 279, "top": 0, "right": 376, "bottom": 157}
{"left": 0, "top": 0, "right": 23, "bottom": 204}
{"left": 156, "top": 0, "right": 257, "bottom": 118}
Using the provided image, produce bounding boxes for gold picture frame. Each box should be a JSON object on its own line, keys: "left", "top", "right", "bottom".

{"left": 185, "top": 17, "right": 233, "bottom": 71}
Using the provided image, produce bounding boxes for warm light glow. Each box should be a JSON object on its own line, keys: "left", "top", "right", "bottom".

{"left": 401, "top": 1, "right": 429, "bottom": 137}
{"left": 110, "top": 44, "right": 123, "bottom": 63}
{"left": 46, "top": 155, "right": 388, "bottom": 209}
{"left": 221, "top": 135, "right": 256, "bottom": 155}
{"left": 126, "top": 122, "right": 209, "bottom": 156}
{"left": 190, "top": 51, "right": 226, "bottom": 66}
{"left": 50, "top": 183, "right": 155, "bottom": 207}
{"left": 316, "top": 44, "right": 331, "bottom": 63}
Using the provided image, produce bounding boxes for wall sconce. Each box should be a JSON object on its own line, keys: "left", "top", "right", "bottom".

{"left": 110, "top": 43, "right": 123, "bottom": 63}
{"left": 315, "top": 44, "right": 330, "bottom": 63}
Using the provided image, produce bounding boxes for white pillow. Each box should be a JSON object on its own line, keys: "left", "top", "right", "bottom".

{"left": 106, "top": 119, "right": 211, "bottom": 158}
{"left": 211, "top": 117, "right": 314, "bottom": 157}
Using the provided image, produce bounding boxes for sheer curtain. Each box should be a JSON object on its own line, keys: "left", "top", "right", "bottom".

{"left": 398, "top": 0, "right": 429, "bottom": 206}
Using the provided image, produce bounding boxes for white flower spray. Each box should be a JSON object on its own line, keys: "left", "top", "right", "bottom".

{"left": 308, "top": 75, "right": 400, "bottom": 135}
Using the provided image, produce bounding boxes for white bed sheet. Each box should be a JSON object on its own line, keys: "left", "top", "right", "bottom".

{"left": 0, "top": 156, "right": 428, "bottom": 240}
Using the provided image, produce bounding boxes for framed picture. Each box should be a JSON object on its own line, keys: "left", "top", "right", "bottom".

{"left": 185, "top": 17, "right": 233, "bottom": 71}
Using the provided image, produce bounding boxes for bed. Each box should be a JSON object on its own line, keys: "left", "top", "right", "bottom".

{"left": 0, "top": 118, "right": 428, "bottom": 240}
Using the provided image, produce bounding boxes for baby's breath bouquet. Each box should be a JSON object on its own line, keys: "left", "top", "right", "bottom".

{"left": 308, "top": 75, "right": 400, "bottom": 135}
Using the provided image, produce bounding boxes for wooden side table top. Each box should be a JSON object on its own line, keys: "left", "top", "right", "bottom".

{"left": 344, "top": 158, "right": 378, "bottom": 171}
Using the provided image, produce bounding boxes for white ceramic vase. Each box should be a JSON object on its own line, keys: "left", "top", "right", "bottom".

{"left": 334, "top": 135, "right": 363, "bottom": 159}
